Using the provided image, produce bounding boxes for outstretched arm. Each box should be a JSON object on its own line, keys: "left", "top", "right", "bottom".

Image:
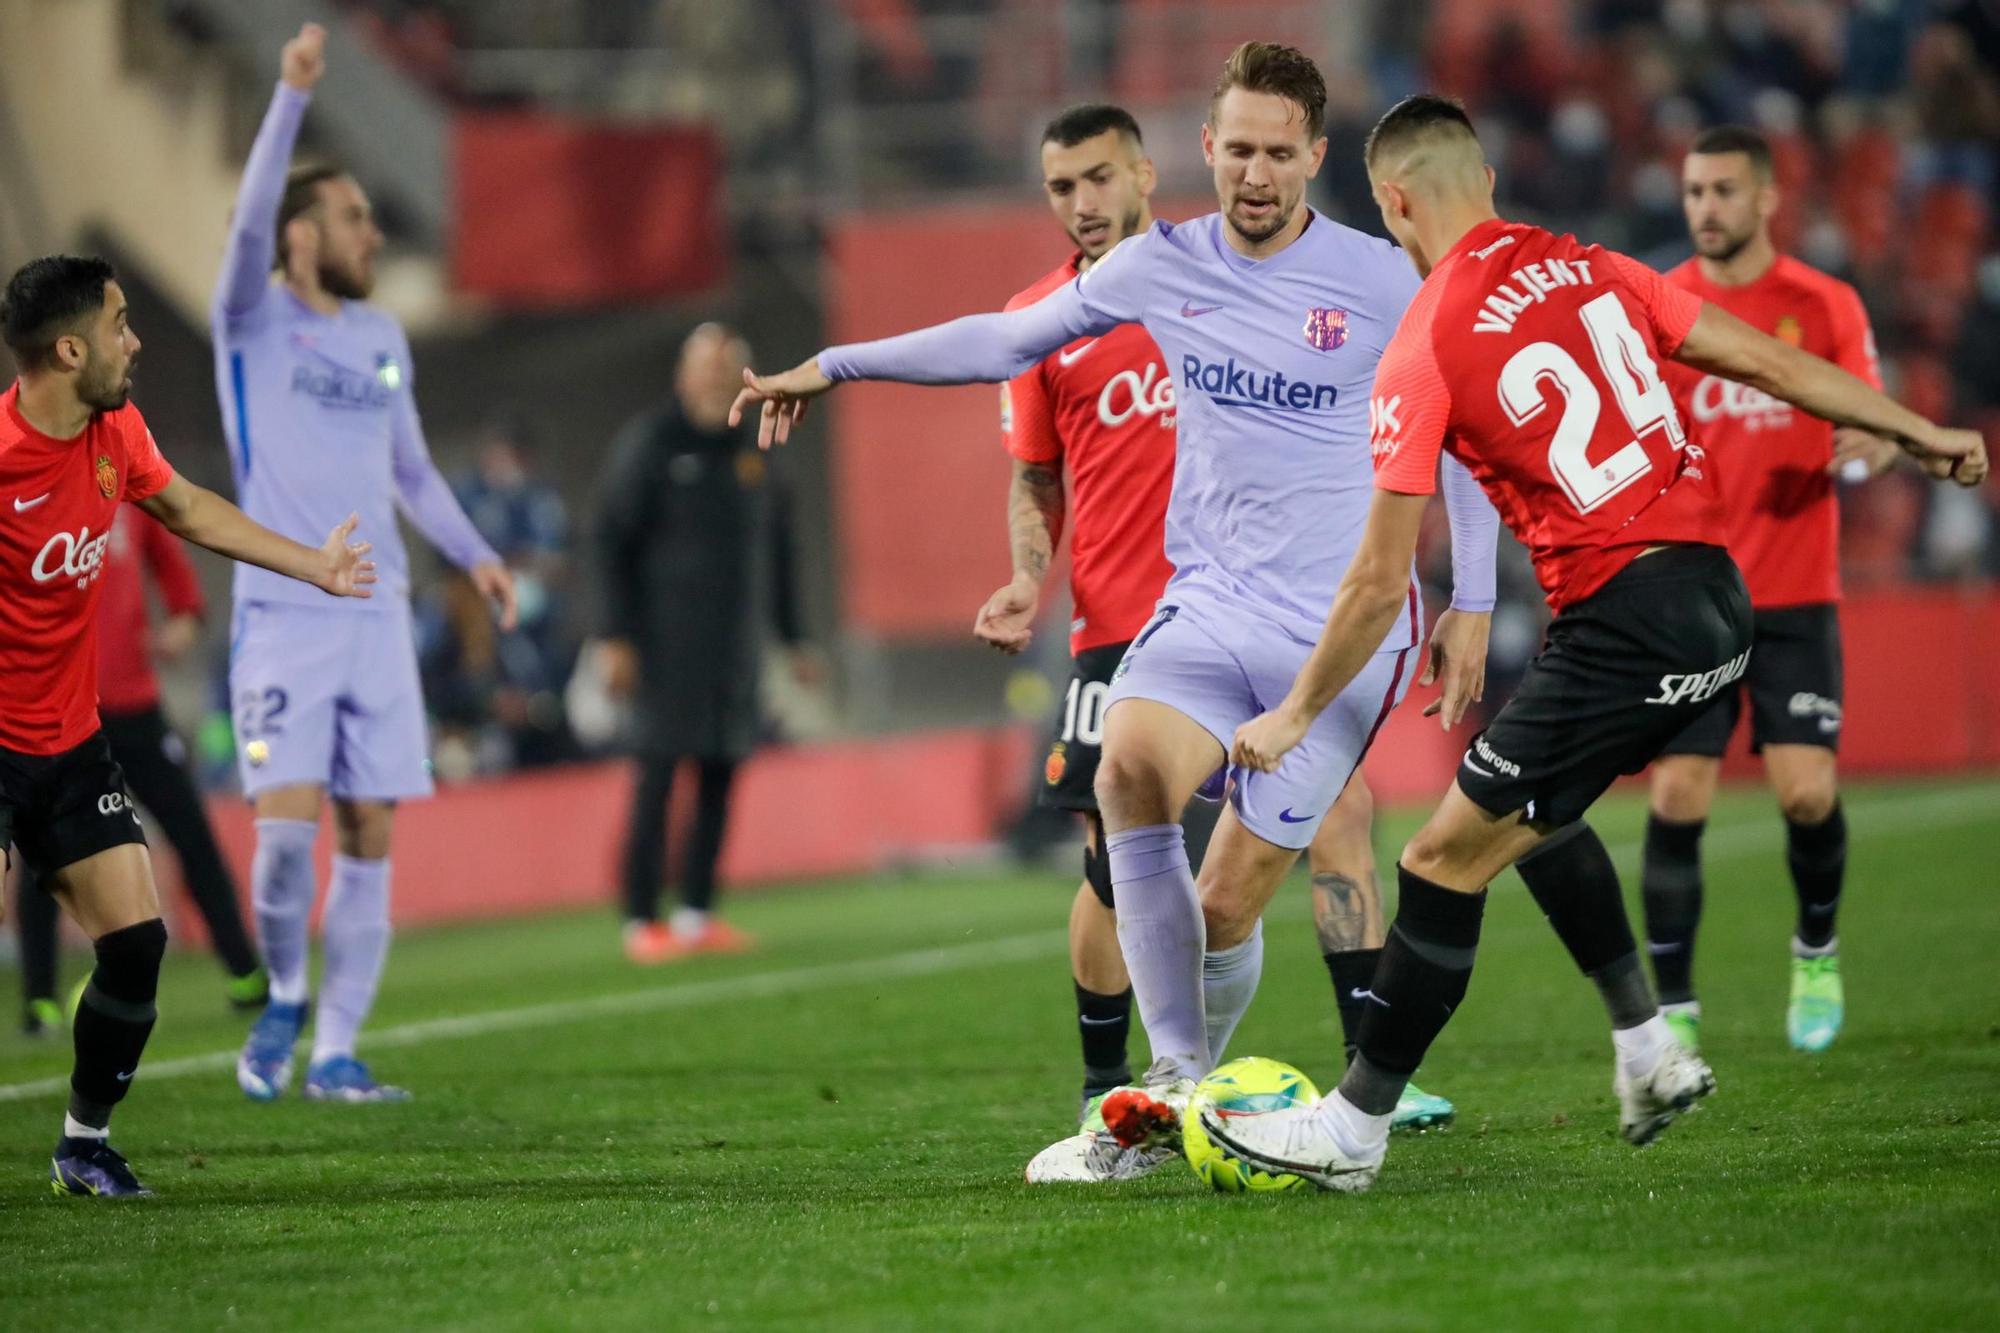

{"left": 215, "top": 24, "right": 324, "bottom": 321}
{"left": 730, "top": 235, "right": 1148, "bottom": 447}
{"left": 1233, "top": 491, "right": 1430, "bottom": 772}
{"left": 138, "top": 473, "right": 375, "bottom": 599}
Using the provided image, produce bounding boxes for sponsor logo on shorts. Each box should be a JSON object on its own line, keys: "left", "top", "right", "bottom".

{"left": 1788, "top": 692, "right": 1842, "bottom": 730}
{"left": 96, "top": 792, "right": 131, "bottom": 817}
{"left": 1644, "top": 648, "right": 1752, "bottom": 707}
{"left": 1466, "top": 735, "right": 1520, "bottom": 778}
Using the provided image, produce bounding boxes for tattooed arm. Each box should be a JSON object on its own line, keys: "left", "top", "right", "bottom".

{"left": 974, "top": 459, "right": 1068, "bottom": 653}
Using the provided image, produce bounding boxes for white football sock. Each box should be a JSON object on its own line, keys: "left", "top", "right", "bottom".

{"left": 1107, "top": 824, "right": 1209, "bottom": 1080}
{"left": 1613, "top": 1013, "right": 1674, "bottom": 1081}
{"left": 1202, "top": 919, "right": 1264, "bottom": 1066}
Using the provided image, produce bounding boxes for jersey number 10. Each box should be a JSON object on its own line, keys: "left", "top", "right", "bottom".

{"left": 1498, "top": 291, "right": 1688, "bottom": 514}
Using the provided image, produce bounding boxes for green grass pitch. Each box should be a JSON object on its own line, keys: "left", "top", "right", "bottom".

{"left": 2, "top": 777, "right": 1996, "bottom": 1329}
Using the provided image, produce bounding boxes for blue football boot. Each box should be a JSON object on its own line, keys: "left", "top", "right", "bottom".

{"left": 51, "top": 1137, "right": 152, "bottom": 1198}
{"left": 303, "top": 1055, "right": 411, "bottom": 1103}
{"left": 237, "top": 999, "right": 308, "bottom": 1101}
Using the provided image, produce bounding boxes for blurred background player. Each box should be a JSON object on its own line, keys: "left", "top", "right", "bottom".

{"left": 975, "top": 102, "right": 1451, "bottom": 1144}
{"left": 730, "top": 44, "right": 1498, "bottom": 1181}
{"left": 220, "top": 26, "right": 515, "bottom": 1105}
{"left": 16, "top": 501, "right": 267, "bottom": 1035}
{"left": 1645, "top": 126, "right": 1898, "bottom": 1055}
{"left": 2, "top": 253, "right": 376, "bottom": 1197}
{"left": 1216, "top": 96, "right": 1984, "bottom": 1192}
{"left": 596, "top": 323, "right": 812, "bottom": 964}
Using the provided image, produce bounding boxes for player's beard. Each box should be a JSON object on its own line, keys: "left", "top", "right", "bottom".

{"left": 1228, "top": 192, "right": 1293, "bottom": 246}
{"left": 1695, "top": 223, "right": 1755, "bottom": 264}
{"left": 1074, "top": 202, "right": 1146, "bottom": 259}
{"left": 77, "top": 355, "right": 132, "bottom": 413}
{"left": 319, "top": 254, "right": 373, "bottom": 301}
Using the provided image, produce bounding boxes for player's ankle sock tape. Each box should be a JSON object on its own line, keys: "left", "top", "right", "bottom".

{"left": 1518, "top": 822, "right": 1639, "bottom": 975}
{"left": 1353, "top": 868, "right": 1485, "bottom": 1085}
{"left": 69, "top": 918, "right": 167, "bottom": 1119}
{"left": 1074, "top": 983, "right": 1133, "bottom": 1075}
{"left": 1641, "top": 815, "right": 1705, "bottom": 1004}
{"left": 1082, "top": 828, "right": 1115, "bottom": 911}
{"left": 1201, "top": 919, "right": 1264, "bottom": 1065}
{"left": 252, "top": 817, "right": 319, "bottom": 1003}
{"left": 1326, "top": 946, "right": 1384, "bottom": 1063}
{"left": 1786, "top": 803, "right": 1846, "bottom": 950}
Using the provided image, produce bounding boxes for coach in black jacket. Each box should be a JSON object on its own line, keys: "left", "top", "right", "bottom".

{"left": 593, "top": 323, "right": 809, "bottom": 962}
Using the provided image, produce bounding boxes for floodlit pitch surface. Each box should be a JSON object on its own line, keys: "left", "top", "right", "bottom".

{"left": 2, "top": 778, "right": 1995, "bottom": 1330}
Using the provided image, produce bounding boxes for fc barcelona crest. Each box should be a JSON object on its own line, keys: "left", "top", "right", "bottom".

{"left": 1303, "top": 307, "right": 1349, "bottom": 351}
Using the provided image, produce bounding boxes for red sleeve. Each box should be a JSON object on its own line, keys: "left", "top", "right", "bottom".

{"left": 1824, "top": 280, "right": 1883, "bottom": 390}
{"left": 1002, "top": 360, "right": 1062, "bottom": 465}
{"left": 1598, "top": 249, "right": 1704, "bottom": 354}
{"left": 1370, "top": 292, "right": 1451, "bottom": 496}
{"left": 134, "top": 505, "right": 204, "bottom": 618}
{"left": 119, "top": 411, "right": 175, "bottom": 502}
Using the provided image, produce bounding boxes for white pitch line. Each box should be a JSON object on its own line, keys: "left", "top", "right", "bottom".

{"left": 0, "top": 783, "right": 1990, "bottom": 1105}
{"left": 0, "top": 929, "right": 1070, "bottom": 1104}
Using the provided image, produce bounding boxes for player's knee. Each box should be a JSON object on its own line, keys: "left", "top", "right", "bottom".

{"left": 1093, "top": 751, "right": 1169, "bottom": 827}
{"left": 333, "top": 800, "right": 395, "bottom": 859}
{"left": 1328, "top": 776, "right": 1375, "bottom": 833}
{"left": 1649, "top": 766, "right": 1714, "bottom": 824}
{"left": 1777, "top": 779, "right": 1837, "bottom": 826}
{"left": 91, "top": 916, "right": 168, "bottom": 1005}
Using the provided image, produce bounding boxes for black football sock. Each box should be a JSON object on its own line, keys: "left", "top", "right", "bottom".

{"left": 18, "top": 872, "right": 60, "bottom": 1009}
{"left": 68, "top": 919, "right": 168, "bottom": 1133}
{"left": 1641, "top": 815, "right": 1705, "bottom": 1004}
{"left": 1517, "top": 822, "right": 1656, "bottom": 1029}
{"left": 1787, "top": 803, "right": 1846, "bottom": 949}
{"left": 1075, "top": 983, "right": 1133, "bottom": 1096}
{"left": 1338, "top": 868, "right": 1485, "bottom": 1116}
{"left": 1325, "top": 946, "right": 1383, "bottom": 1065}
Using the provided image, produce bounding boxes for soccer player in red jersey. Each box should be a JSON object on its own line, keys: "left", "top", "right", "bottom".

{"left": 1208, "top": 97, "right": 1983, "bottom": 1191}
{"left": 1644, "top": 126, "right": 1900, "bottom": 1055}
{"left": 1, "top": 256, "right": 374, "bottom": 1196}
{"left": 15, "top": 503, "right": 269, "bottom": 1034}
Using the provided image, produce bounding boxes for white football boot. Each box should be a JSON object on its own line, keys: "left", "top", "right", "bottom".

{"left": 1195, "top": 1100, "right": 1385, "bottom": 1194}
{"left": 1023, "top": 1131, "right": 1177, "bottom": 1183}
{"left": 1095, "top": 1057, "right": 1199, "bottom": 1153}
{"left": 1615, "top": 1041, "right": 1716, "bottom": 1146}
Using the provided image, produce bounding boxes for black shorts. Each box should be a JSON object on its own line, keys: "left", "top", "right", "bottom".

{"left": 0, "top": 731, "right": 147, "bottom": 878}
{"left": 1039, "top": 640, "right": 1130, "bottom": 813}
{"left": 1455, "top": 545, "right": 1754, "bottom": 829}
{"left": 1658, "top": 603, "right": 1841, "bottom": 757}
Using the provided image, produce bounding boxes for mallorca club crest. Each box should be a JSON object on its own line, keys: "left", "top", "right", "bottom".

{"left": 1303, "top": 307, "right": 1349, "bottom": 352}
{"left": 1044, "top": 741, "right": 1068, "bottom": 786}
{"left": 95, "top": 455, "right": 117, "bottom": 498}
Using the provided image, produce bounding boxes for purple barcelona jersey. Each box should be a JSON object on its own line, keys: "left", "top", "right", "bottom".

{"left": 211, "top": 83, "right": 495, "bottom": 613}
{"left": 821, "top": 211, "right": 1499, "bottom": 649}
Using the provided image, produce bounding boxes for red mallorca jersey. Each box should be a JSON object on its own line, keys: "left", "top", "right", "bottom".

{"left": 96, "top": 504, "right": 205, "bottom": 715}
{"left": 1001, "top": 254, "right": 1177, "bottom": 654}
{"left": 1370, "top": 219, "right": 1724, "bottom": 612}
{"left": 1663, "top": 254, "right": 1879, "bottom": 608}
{"left": 0, "top": 384, "right": 176, "bottom": 754}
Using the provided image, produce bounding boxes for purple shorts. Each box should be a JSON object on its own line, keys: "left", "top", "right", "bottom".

{"left": 1106, "top": 599, "right": 1415, "bottom": 850}
{"left": 228, "top": 600, "right": 434, "bottom": 801}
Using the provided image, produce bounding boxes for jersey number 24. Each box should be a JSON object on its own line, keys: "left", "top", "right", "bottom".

{"left": 1498, "top": 291, "right": 1688, "bottom": 514}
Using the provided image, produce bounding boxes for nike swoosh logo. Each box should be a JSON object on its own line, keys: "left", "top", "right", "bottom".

{"left": 1078, "top": 1015, "right": 1124, "bottom": 1026}
{"left": 1461, "top": 758, "right": 1495, "bottom": 778}
{"left": 1180, "top": 301, "right": 1223, "bottom": 317}
{"left": 1276, "top": 808, "right": 1313, "bottom": 824}
{"left": 1057, "top": 339, "right": 1098, "bottom": 366}
{"left": 115, "top": 1071, "right": 134, "bottom": 1082}
{"left": 1347, "top": 987, "right": 1372, "bottom": 1001}
{"left": 13, "top": 493, "right": 50, "bottom": 512}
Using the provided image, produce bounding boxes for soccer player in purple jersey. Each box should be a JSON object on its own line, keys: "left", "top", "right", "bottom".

{"left": 216, "top": 26, "right": 516, "bottom": 1104}
{"left": 732, "top": 44, "right": 1500, "bottom": 1177}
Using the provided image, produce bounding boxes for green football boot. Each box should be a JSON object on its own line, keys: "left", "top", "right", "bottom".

{"left": 1662, "top": 1002, "right": 1702, "bottom": 1055}
{"left": 1788, "top": 951, "right": 1843, "bottom": 1052}
{"left": 1391, "top": 1081, "right": 1455, "bottom": 1133}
